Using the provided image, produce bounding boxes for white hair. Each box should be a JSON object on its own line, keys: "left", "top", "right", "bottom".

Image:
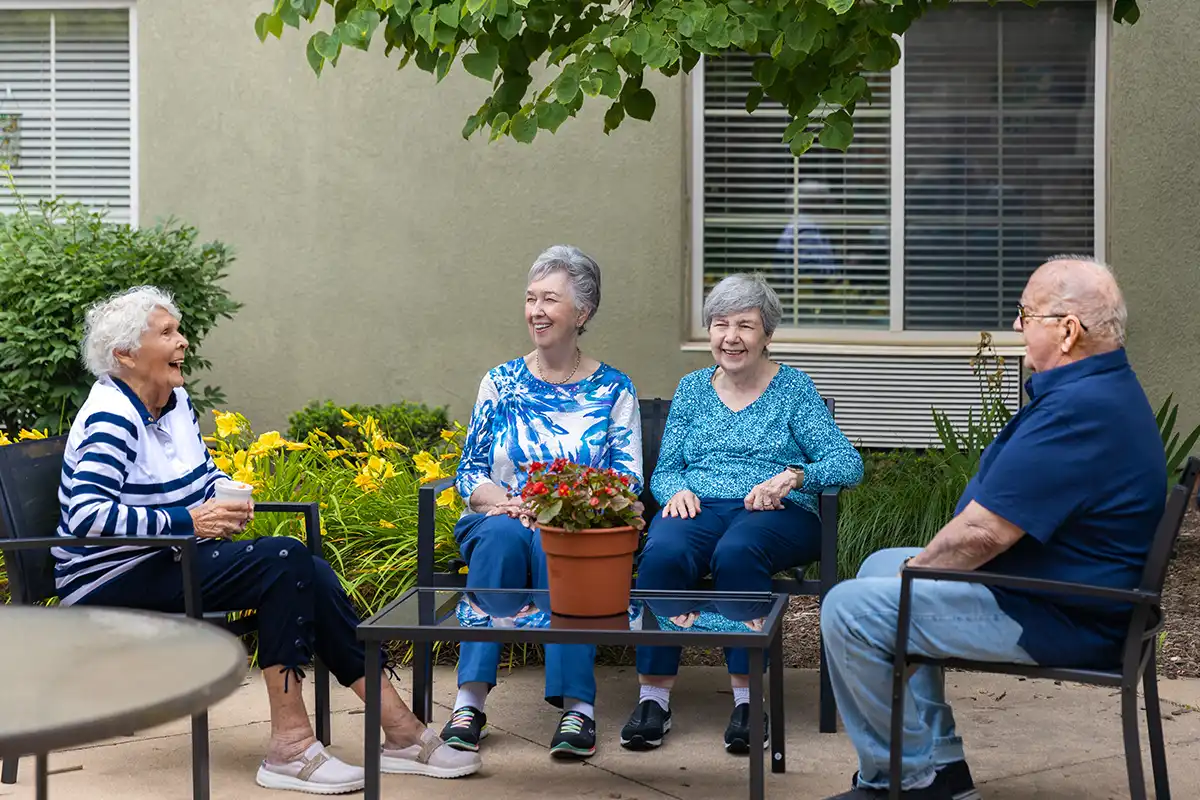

{"left": 1042, "top": 254, "right": 1127, "bottom": 347}
{"left": 527, "top": 245, "right": 602, "bottom": 334}
{"left": 81, "top": 286, "right": 181, "bottom": 378}
{"left": 702, "top": 274, "right": 783, "bottom": 336}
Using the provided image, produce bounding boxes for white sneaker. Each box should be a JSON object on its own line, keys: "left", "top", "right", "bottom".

{"left": 380, "top": 728, "right": 482, "bottom": 779}
{"left": 255, "top": 742, "right": 365, "bottom": 795}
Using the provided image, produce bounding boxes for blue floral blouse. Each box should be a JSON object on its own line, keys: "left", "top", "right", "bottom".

{"left": 456, "top": 357, "right": 644, "bottom": 505}
{"left": 650, "top": 365, "right": 863, "bottom": 517}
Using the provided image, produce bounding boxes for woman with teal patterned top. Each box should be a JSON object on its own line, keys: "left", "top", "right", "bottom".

{"left": 619, "top": 274, "right": 863, "bottom": 755}
{"left": 440, "top": 245, "right": 643, "bottom": 761}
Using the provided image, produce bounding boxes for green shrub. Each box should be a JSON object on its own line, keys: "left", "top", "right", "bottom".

{"left": 1156, "top": 394, "right": 1200, "bottom": 487}
{"left": 287, "top": 400, "right": 450, "bottom": 454}
{"left": 0, "top": 173, "right": 240, "bottom": 431}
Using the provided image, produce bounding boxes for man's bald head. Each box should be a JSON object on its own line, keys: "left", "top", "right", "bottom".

{"left": 1028, "top": 255, "right": 1127, "bottom": 349}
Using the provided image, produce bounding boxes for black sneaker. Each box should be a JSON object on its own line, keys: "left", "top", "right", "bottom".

{"left": 620, "top": 700, "right": 673, "bottom": 750}
{"left": 831, "top": 768, "right": 956, "bottom": 799}
{"left": 550, "top": 710, "right": 596, "bottom": 759}
{"left": 440, "top": 706, "right": 488, "bottom": 752}
{"left": 723, "top": 704, "right": 769, "bottom": 754}
{"left": 938, "top": 761, "right": 981, "bottom": 800}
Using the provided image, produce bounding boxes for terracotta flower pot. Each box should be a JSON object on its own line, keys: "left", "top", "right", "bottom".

{"left": 538, "top": 524, "right": 639, "bottom": 618}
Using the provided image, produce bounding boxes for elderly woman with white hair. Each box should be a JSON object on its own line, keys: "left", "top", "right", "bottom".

{"left": 440, "top": 245, "right": 643, "bottom": 760}
{"left": 54, "top": 286, "right": 479, "bottom": 794}
{"left": 619, "top": 274, "right": 862, "bottom": 755}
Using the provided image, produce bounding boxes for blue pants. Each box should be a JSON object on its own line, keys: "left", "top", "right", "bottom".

{"left": 454, "top": 514, "right": 597, "bottom": 706}
{"left": 75, "top": 536, "right": 366, "bottom": 686}
{"left": 820, "top": 548, "right": 1035, "bottom": 791}
{"left": 635, "top": 498, "right": 821, "bottom": 676}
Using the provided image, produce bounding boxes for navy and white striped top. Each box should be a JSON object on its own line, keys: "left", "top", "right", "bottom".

{"left": 52, "top": 377, "right": 227, "bottom": 604}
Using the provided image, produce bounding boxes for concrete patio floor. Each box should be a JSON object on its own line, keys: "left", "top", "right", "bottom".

{"left": 3, "top": 666, "right": 1200, "bottom": 800}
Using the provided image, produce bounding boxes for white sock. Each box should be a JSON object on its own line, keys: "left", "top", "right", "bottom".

{"left": 455, "top": 682, "right": 488, "bottom": 712}
{"left": 639, "top": 684, "right": 671, "bottom": 712}
{"left": 732, "top": 687, "right": 750, "bottom": 707}
{"left": 565, "top": 698, "right": 595, "bottom": 719}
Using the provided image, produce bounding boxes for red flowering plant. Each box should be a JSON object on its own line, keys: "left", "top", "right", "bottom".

{"left": 520, "top": 458, "right": 645, "bottom": 532}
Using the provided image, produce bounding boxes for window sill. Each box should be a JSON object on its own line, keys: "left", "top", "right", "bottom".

{"left": 681, "top": 330, "right": 1026, "bottom": 357}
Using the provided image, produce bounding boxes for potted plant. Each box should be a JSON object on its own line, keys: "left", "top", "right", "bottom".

{"left": 521, "top": 459, "right": 644, "bottom": 618}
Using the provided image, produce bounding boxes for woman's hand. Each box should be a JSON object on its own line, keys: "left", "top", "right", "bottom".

{"left": 486, "top": 496, "right": 528, "bottom": 518}
{"left": 190, "top": 500, "right": 253, "bottom": 539}
{"left": 663, "top": 490, "right": 701, "bottom": 519}
{"left": 744, "top": 471, "right": 797, "bottom": 512}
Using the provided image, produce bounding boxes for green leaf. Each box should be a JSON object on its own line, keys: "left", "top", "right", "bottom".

{"left": 819, "top": 109, "right": 854, "bottom": 151}
{"left": 603, "top": 101, "right": 625, "bottom": 134}
{"left": 510, "top": 110, "right": 538, "bottom": 143}
{"left": 770, "top": 32, "right": 784, "bottom": 58}
{"left": 1114, "top": 0, "right": 1140, "bottom": 24}
{"left": 678, "top": 14, "right": 696, "bottom": 38}
{"left": 435, "top": 49, "right": 454, "bottom": 81}
{"left": 630, "top": 26, "right": 651, "bottom": 56}
{"left": 600, "top": 70, "right": 622, "bottom": 98}
{"left": 437, "top": 0, "right": 461, "bottom": 27}
{"left": 314, "top": 29, "right": 341, "bottom": 59}
{"left": 462, "top": 108, "right": 486, "bottom": 139}
{"left": 488, "top": 111, "right": 511, "bottom": 141}
{"left": 745, "top": 86, "right": 763, "bottom": 113}
{"left": 624, "top": 87, "right": 656, "bottom": 121}
{"left": 255, "top": 13, "right": 271, "bottom": 42}
{"left": 590, "top": 51, "right": 617, "bottom": 72}
{"left": 306, "top": 33, "right": 328, "bottom": 75}
{"left": 785, "top": 19, "right": 820, "bottom": 53}
{"left": 611, "top": 35, "right": 631, "bottom": 60}
{"left": 496, "top": 9, "right": 523, "bottom": 39}
{"left": 374, "top": 0, "right": 395, "bottom": 9}
{"left": 822, "top": 0, "right": 856, "bottom": 13}
{"left": 412, "top": 9, "right": 436, "bottom": 45}
{"left": 462, "top": 44, "right": 499, "bottom": 79}
{"left": 267, "top": 13, "right": 285, "bottom": 38}
{"left": 782, "top": 115, "right": 808, "bottom": 143}
{"left": 554, "top": 66, "right": 580, "bottom": 104}
{"left": 789, "top": 130, "right": 816, "bottom": 157}
{"left": 536, "top": 499, "right": 563, "bottom": 524}
{"left": 535, "top": 101, "right": 569, "bottom": 132}
{"left": 581, "top": 75, "right": 603, "bottom": 97}
{"left": 465, "top": 0, "right": 487, "bottom": 13}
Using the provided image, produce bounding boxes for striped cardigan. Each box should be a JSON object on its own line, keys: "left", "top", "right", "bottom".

{"left": 52, "top": 377, "right": 227, "bottom": 604}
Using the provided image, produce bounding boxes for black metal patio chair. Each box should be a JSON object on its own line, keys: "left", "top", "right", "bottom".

{"left": 887, "top": 456, "right": 1200, "bottom": 800}
{"left": 413, "top": 395, "right": 847, "bottom": 733}
{"left": 0, "top": 435, "right": 332, "bottom": 800}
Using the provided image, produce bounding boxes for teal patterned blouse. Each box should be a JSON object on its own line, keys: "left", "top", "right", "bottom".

{"left": 650, "top": 365, "right": 863, "bottom": 516}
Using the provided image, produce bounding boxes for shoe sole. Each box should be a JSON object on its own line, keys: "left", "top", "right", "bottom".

{"left": 379, "top": 756, "right": 482, "bottom": 779}
{"left": 725, "top": 723, "right": 770, "bottom": 755}
{"left": 443, "top": 726, "right": 489, "bottom": 752}
{"left": 953, "top": 790, "right": 982, "bottom": 800}
{"left": 255, "top": 767, "right": 365, "bottom": 795}
{"left": 620, "top": 717, "right": 673, "bottom": 750}
{"left": 549, "top": 743, "right": 596, "bottom": 759}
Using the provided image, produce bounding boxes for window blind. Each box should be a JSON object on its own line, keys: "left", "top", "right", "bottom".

{"left": 0, "top": 8, "right": 133, "bottom": 224}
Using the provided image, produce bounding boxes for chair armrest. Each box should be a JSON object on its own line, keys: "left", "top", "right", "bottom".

{"left": 900, "top": 565, "right": 1159, "bottom": 605}
{"left": 255, "top": 501, "right": 323, "bottom": 559}
{"left": 417, "top": 477, "right": 457, "bottom": 586}
{"left": 0, "top": 535, "right": 204, "bottom": 618}
{"left": 817, "top": 486, "right": 842, "bottom": 596}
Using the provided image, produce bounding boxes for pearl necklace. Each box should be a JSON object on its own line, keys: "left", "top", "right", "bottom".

{"left": 536, "top": 348, "right": 581, "bottom": 385}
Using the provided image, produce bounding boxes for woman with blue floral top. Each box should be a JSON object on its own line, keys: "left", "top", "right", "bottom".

{"left": 619, "top": 274, "right": 863, "bottom": 756}
{"left": 441, "top": 245, "right": 643, "bottom": 760}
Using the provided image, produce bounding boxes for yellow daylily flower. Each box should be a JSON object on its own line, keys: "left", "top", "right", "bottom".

{"left": 340, "top": 409, "right": 359, "bottom": 428}
{"left": 413, "top": 451, "right": 445, "bottom": 483}
{"left": 377, "top": 519, "right": 397, "bottom": 529}
{"left": 324, "top": 449, "right": 346, "bottom": 459}
{"left": 17, "top": 428, "right": 48, "bottom": 441}
{"left": 440, "top": 452, "right": 457, "bottom": 461}
{"left": 230, "top": 451, "right": 256, "bottom": 484}
{"left": 353, "top": 472, "right": 378, "bottom": 493}
{"left": 440, "top": 429, "right": 457, "bottom": 442}
{"left": 436, "top": 487, "right": 457, "bottom": 508}
{"left": 249, "top": 431, "right": 287, "bottom": 457}
{"left": 366, "top": 456, "right": 397, "bottom": 480}
{"left": 202, "top": 435, "right": 218, "bottom": 444}
{"left": 213, "top": 454, "right": 233, "bottom": 474}
{"left": 0, "top": 431, "right": 10, "bottom": 446}
{"left": 284, "top": 442, "right": 310, "bottom": 451}
{"left": 213, "top": 411, "right": 240, "bottom": 439}
{"left": 457, "top": 565, "right": 469, "bottom": 575}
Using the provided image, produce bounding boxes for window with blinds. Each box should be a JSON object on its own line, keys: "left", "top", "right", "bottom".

{"left": 698, "top": 0, "right": 1097, "bottom": 334}
{"left": 0, "top": 7, "right": 134, "bottom": 224}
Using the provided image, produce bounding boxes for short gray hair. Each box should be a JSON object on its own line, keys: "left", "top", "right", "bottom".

{"left": 1042, "top": 254, "right": 1127, "bottom": 346}
{"left": 702, "top": 274, "right": 782, "bottom": 336}
{"left": 527, "top": 245, "right": 602, "bottom": 334}
{"left": 81, "top": 286, "right": 181, "bottom": 378}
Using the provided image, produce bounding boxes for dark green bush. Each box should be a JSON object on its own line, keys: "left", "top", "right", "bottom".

{"left": 0, "top": 179, "right": 240, "bottom": 431}
{"left": 287, "top": 400, "right": 451, "bottom": 453}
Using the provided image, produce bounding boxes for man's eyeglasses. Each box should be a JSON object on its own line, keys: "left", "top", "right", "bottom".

{"left": 1016, "top": 303, "right": 1089, "bottom": 332}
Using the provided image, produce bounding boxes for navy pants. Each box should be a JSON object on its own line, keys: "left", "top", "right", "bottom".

{"left": 455, "top": 513, "right": 597, "bottom": 706}
{"left": 76, "top": 536, "right": 366, "bottom": 687}
{"left": 635, "top": 498, "right": 821, "bottom": 676}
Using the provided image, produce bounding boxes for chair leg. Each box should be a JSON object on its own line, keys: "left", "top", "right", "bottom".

{"left": 314, "top": 657, "right": 332, "bottom": 746}
{"left": 1122, "top": 683, "right": 1148, "bottom": 800}
{"left": 1143, "top": 657, "right": 1171, "bottom": 800}
{"left": 1, "top": 756, "right": 18, "bottom": 785}
{"left": 412, "top": 642, "right": 433, "bottom": 724}
{"left": 192, "top": 711, "right": 211, "bottom": 800}
{"left": 818, "top": 629, "right": 837, "bottom": 734}
{"left": 769, "top": 626, "right": 786, "bottom": 774}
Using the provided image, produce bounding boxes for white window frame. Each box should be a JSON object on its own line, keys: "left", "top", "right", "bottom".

{"left": 0, "top": 0, "right": 138, "bottom": 226}
{"left": 685, "top": 0, "right": 1110, "bottom": 353}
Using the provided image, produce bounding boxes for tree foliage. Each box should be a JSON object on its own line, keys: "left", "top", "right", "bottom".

{"left": 258, "top": 0, "right": 1139, "bottom": 153}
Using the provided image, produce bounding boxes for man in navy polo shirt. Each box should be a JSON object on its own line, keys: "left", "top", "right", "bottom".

{"left": 821, "top": 257, "right": 1167, "bottom": 800}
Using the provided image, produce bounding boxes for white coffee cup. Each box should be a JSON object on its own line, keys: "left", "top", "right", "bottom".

{"left": 213, "top": 480, "right": 254, "bottom": 504}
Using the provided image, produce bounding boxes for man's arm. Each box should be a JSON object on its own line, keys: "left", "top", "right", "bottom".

{"left": 907, "top": 501, "right": 1025, "bottom": 571}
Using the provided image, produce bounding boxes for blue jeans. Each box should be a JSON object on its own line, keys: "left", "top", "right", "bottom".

{"left": 821, "top": 547, "right": 1035, "bottom": 790}
{"left": 454, "top": 513, "right": 597, "bottom": 706}
{"left": 635, "top": 498, "right": 821, "bottom": 676}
